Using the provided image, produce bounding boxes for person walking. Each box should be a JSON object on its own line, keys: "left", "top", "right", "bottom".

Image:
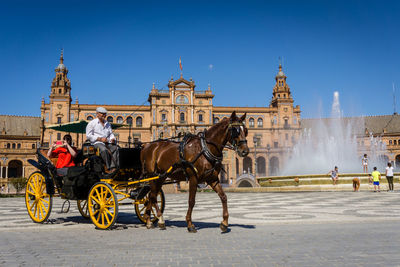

{"left": 371, "top": 167, "right": 381, "bottom": 192}
{"left": 385, "top": 162, "right": 394, "bottom": 191}
{"left": 362, "top": 154, "right": 368, "bottom": 173}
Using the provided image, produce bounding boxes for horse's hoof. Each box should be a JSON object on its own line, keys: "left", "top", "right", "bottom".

{"left": 187, "top": 226, "right": 197, "bottom": 233}
{"left": 158, "top": 223, "right": 166, "bottom": 230}
{"left": 146, "top": 223, "right": 154, "bottom": 229}
{"left": 220, "top": 222, "right": 229, "bottom": 233}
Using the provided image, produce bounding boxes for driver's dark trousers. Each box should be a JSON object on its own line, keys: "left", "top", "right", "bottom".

{"left": 94, "top": 143, "right": 119, "bottom": 169}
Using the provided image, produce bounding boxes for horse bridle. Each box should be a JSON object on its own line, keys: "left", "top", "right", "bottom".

{"left": 226, "top": 121, "right": 248, "bottom": 151}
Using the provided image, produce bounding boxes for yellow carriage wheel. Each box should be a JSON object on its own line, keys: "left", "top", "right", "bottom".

{"left": 77, "top": 199, "right": 90, "bottom": 219}
{"left": 25, "top": 171, "right": 53, "bottom": 223}
{"left": 135, "top": 189, "right": 165, "bottom": 224}
{"left": 88, "top": 182, "right": 118, "bottom": 230}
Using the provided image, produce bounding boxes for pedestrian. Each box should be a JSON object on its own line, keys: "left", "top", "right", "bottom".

{"left": 385, "top": 162, "right": 394, "bottom": 191}
{"left": 1, "top": 184, "right": 4, "bottom": 193}
{"left": 362, "top": 154, "right": 368, "bottom": 173}
{"left": 328, "top": 166, "right": 339, "bottom": 185}
{"left": 371, "top": 167, "right": 381, "bottom": 192}
{"left": 352, "top": 177, "right": 361, "bottom": 192}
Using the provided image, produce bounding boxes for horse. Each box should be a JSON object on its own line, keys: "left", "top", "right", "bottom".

{"left": 140, "top": 111, "right": 249, "bottom": 232}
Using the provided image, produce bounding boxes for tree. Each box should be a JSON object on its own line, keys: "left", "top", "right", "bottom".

{"left": 10, "top": 177, "right": 27, "bottom": 194}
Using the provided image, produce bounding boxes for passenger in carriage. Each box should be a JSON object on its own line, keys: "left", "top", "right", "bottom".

{"left": 47, "top": 134, "right": 77, "bottom": 176}
{"left": 86, "top": 107, "right": 119, "bottom": 172}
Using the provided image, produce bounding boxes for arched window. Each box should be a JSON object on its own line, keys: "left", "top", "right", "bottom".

{"left": 87, "top": 115, "right": 93, "bottom": 121}
{"left": 107, "top": 116, "right": 113, "bottom": 123}
{"left": 198, "top": 114, "right": 203, "bottom": 122}
{"left": 394, "top": 140, "right": 398, "bottom": 146}
{"left": 116, "top": 116, "right": 123, "bottom": 124}
{"left": 213, "top": 117, "right": 219, "bottom": 124}
{"left": 284, "top": 118, "right": 289, "bottom": 129}
{"left": 249, "top": 118, "right": 255, "bottom": 128}
{"left": 257, "top": 118, "right": 263, "bottom": 127}
{"left": 126, "top": 116, "right": 133, "bottom": 125}
{"left": 57, "top": 117, "right": 62, "bottom": 124}
{"left": 136, "top": 116, "right": 142, "bottom": 127}
{"left": 243, "top": 157, "right": 253, "bottom": 174}
{"left": 12, "top": 143, "right": 16, "bottom": 149}
{"left": 161, "top": 113, "right": 167, "bottom": 122}
{"left": 32, "top": 144, "right": 35, "bottom": 149}
{"left": 180, "top": 113, "right": 185, "bottom": 122}
{"left": 7, "top": 143, "right": 10, "bottom": 149}
{"left": 17, "top": 143, "right": 21, "bottom": 149}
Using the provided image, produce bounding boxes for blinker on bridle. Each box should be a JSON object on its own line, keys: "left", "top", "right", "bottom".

{"left": 227, "top": 122, "right": 247, "bottom": 149}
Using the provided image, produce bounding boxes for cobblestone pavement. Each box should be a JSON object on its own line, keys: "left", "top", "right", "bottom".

{"left": 0, "top": 192, "right": 399, "bottom": 266}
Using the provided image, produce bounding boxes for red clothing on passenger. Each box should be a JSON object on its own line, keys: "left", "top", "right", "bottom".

{"left": 52, "top": 147, "right": 76, "bottom": 169}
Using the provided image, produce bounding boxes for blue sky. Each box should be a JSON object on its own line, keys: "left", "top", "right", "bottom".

{"left": 1, "top": 0, "right": 399, "bottom": 118}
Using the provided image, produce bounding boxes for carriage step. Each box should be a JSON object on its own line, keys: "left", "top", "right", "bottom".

{"left": 130, "top": 185, "right": 151, "bottom": 200}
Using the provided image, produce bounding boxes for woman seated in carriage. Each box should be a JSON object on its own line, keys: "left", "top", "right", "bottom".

{"left": 47, "top": 134, "right": 77, "bottom": 176}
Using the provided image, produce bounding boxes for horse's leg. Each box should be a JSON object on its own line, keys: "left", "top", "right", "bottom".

{"left": 186, "top": 177, "right": 198, "bottom": 233}
{"left": 152, "top": 181, "right": 166, "bottom": 230}
{"left": 209, "top": 180, "right": 229, "bottom": 232}
{"left": 145, "top": 182, "right": 159, "bottom": 229}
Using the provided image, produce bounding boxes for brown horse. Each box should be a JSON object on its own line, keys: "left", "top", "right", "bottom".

{"left": 140, "top": 111, "right": 249, "bottom": 232}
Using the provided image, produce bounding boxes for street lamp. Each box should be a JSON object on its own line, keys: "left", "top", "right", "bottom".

{"left": 266, "top": 144, "right": 271, "bottom": 176}
{"left": 253, "top": 136, "right": 257, "bottom": 178}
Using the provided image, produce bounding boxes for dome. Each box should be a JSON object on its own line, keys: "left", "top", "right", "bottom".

{"left": 57, "top": 63, "right": 66, "bottom": 69}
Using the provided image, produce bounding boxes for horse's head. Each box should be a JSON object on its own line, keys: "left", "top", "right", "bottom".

{"left": 227, "top": 111, "right": 249, "bottom": 157}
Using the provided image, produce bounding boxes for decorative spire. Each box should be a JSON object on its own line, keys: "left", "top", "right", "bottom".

{"left": 60, "top": 48, "right": 64, "bottom": 64}
{"left": 152, "top": 82, "right": 155, "bottom": 89}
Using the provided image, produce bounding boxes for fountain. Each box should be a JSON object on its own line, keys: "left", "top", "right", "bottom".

{"left": 281, "top": 91, "right": 387, "bottom": 176}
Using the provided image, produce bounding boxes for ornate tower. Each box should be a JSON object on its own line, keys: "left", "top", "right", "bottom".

{"left": 50, "top": 49, "right": 71, "bottom": 101}
{"left": 270, "top": 64, "right": 293, "bottom": 107}
{"left": 47, "top": 49, "right": 72, "bottom": 127}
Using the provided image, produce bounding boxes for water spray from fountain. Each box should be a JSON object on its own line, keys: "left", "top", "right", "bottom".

{"left": 281, "top": 91, "right": 387, "bottom": 175}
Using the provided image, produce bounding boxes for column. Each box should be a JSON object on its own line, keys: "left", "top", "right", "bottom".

{"left": 5, "top": 167, "right": 8, "bottom": 179}
{"left": 22, "top": 166, "right": 25, "bottom": 178}
{"left": 0, "top": 167, "right": 2, "bottom": 178}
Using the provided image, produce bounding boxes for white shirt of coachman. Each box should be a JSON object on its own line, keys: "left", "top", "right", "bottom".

{"left": 86, "top": 118, "right": 116, "bottom": 145}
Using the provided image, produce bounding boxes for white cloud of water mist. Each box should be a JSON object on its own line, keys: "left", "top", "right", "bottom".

{"left": 280, "top": 91, "right": 387, "bottom": 175}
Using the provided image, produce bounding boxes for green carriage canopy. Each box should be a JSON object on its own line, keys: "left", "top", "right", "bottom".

{"left": 46, "top": 120, "right": 127, "bottom": 134}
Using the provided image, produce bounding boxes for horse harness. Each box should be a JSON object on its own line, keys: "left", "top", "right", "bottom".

{"left": 170, "top": 121, "right": 247, "bottom": 182}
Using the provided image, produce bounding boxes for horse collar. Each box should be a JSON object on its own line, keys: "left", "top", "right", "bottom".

{"left": 200, "top": 136, "right": 223, "bottom": 165}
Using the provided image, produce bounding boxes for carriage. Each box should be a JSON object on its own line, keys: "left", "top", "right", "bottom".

{"left": 26, "top": 111, "right": 249, "bottom": 233}
{"left": 25, "top": 120, "right": 169, "bottom": 230}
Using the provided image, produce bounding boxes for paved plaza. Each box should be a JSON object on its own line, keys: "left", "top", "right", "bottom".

{"left": 0, "top": 191, "right": 399, "bottom": 266}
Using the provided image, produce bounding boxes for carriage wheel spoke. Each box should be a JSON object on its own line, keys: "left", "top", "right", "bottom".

{"left": 41, "top": 201, "right": 49, "bottom": 213}
{"left": 41, "top": 198, "right": 49, "bottom": 205}
{"left": 139, "top": 205, "right": 146, "bottom": 213}
{"left": 91, "top": 196, "right": 101, "bottom": 205}
{"left": 104, "top": 211, "right": 111, "bottom": 225}
{"left": 101, "top": 213, "right": 105, "bottom": 226}
{"left": 39, "top": 201, "right": 45, "bottom": 219}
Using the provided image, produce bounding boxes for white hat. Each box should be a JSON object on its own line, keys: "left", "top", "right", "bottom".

{"left": 96, "top": 107, "right": 108, "bottom": 113}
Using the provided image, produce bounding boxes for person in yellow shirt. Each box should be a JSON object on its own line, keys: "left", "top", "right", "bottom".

{"left": 371, "top": 167, "right": 381, "bottom": 192}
